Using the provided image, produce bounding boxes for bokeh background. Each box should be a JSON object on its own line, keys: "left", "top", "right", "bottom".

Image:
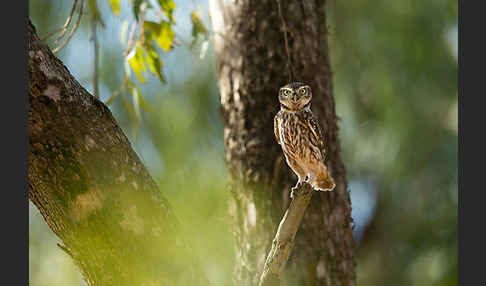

{"left": 29, "top": 0, "right": 458, "bottom": 285}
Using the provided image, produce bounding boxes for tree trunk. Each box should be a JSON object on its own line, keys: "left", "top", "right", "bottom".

{"left": 28, "top": 20, "right": 206, "bottom": 286}
{"left": 209, "top": 0, "right": 356, "bottom": 285}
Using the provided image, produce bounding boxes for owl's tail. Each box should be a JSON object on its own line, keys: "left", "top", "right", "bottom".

{"left": 310, "top": 165, "right": 336, "bottom": 192}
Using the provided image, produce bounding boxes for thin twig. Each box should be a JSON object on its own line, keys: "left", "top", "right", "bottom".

{"left": 52, "top": 0, "right": 85, "bottom": 54}
{"left": 54, "top": 0, "right": 80, "bottom": 44}
{"left": 42, "top": 0, "right": 79, "bottom": 41}
{"left": 276, "top": 0, "right": 295, "bottom": 82}
{"left": 124, "top": 21, "right": 138, "bottom": 55}
{"left": 91, "top": 12, "right": 100, "bottom": 99}
{"left": 125, "top": 3, "right": 149, "bottom": 55}
{"left": 258, "top": 183, "right": 314, "bottom": 286}
{"left": 106, "top": 77, "right": 128, "bottom": 104}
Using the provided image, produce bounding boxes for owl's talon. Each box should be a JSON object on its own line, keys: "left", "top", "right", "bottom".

{"left": 290, "top": 189, "right": 297, "bottom": 199}
{"left": 290, "top": 181, "right": 303, "bottom": 198}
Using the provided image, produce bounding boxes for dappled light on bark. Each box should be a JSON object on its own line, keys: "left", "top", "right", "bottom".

{"left": 28, "top": 20, "right": 208, "bottom": 286}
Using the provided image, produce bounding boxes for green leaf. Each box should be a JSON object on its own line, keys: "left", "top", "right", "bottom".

{"left": 199, "top": 40, "right": 209, "bottom": 59}
{"left": 191, "top": 10, "right": 208, "bottom": 48}
{"left": 127, "top": 45, "right": 147, "bottom": 83}
{"left": 124, "top": 59, "right": 132, "bottom": 78}
{"left": 144, "top": 44, "right": 166, "bottom": 83}
{"left": 121, "top": 96, "right": 137, "bottom": 123}
{"left": 121, "top": 95, "right": 140, "bottom": 142}
{"left": 108, "top": 0, "right": 120, "bottom": 15}
{"left": 126, "top": 79, "right": 152, "bottom": 113}
{"left": 133, "top": 0, "right": 144, "bottom": 20}
{"left": 144, "top": 21, "right": 175, "bottom": 51}
{"left": 88, "top": 0, "right": 105, "bottom": 27}
{"left": 120, "top": 20, "right": 129, "bottom": 46}
{"left": 131, "top": 86, "right": 141, "bottom": 120}
{"left": 106, "top": 94, "right": 117, "bottom": 105}
{"left": 138, "top": 92, "right": 153, "bottom": 112}
{"left": 157, "top": 0, "right": 176, "bottom": 23}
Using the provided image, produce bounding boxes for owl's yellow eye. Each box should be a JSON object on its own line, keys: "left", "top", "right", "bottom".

{"left": 299, "top": 88, "right": 307, "bottom": 95}
{"left": 283, "top": 90, "right": 292, "bottom": 96}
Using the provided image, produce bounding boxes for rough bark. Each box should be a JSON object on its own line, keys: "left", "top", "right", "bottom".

{"left": 210, "top": 0, "right": 356, "bottom": 285}
{"left": 28, "top": 20, "right": 205, "bottom": 286}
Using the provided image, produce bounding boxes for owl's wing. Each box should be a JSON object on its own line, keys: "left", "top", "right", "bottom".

{"left": 306, "top": 113, "right": 327, "bottom": 160}
{"left": 274, "top": 114, "right": 281, "bottom": 145}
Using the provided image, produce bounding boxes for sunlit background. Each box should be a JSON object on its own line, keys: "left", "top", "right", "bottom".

{"left": 29, "top": 0, "right": 457, "bottom": 285}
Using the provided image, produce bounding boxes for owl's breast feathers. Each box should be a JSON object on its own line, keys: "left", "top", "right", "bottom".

{"left": 274, "top": 109, "right": 325, "bottom": 163}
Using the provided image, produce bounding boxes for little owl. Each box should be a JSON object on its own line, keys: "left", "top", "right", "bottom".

{"left": 274, "top": 82, "right": 335, "bottom": 197}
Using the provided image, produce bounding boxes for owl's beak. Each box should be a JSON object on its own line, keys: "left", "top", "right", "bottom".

{"left": 292, "top": 93, "right": 298, "bottom": 102}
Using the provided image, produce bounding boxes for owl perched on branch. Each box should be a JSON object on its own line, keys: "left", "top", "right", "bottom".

{"left": 274, "top": 82, "right": 335, "bottom": 197}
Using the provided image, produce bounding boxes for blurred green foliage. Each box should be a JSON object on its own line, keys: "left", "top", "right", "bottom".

{"left": 328, "top": 0, "right": 457, "bottom": 285}
{"left": 29, "top": 0, "right": 456, "bottom": 285}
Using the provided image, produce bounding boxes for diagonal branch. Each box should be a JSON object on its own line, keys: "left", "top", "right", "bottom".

{"left": 29, "top": 19, "right": 210, "bottom": 286}
{"left": 258, "top": 183, "right": 315, "bottom": 286}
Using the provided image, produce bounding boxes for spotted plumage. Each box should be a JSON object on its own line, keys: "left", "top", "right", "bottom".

{"left": 274, "top": 82, "right": 335, "bottom": 196}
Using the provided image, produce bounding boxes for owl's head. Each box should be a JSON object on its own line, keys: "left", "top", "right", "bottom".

{"left": 278, "top": 82, "right": 312, "bottom": 111}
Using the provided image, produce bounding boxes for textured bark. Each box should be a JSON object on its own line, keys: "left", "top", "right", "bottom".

{"left": 210, "top": 0, "right": 356, "bottom": 285}
{"left": 28, "top": 20, "right": 205, "bottom": 286}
